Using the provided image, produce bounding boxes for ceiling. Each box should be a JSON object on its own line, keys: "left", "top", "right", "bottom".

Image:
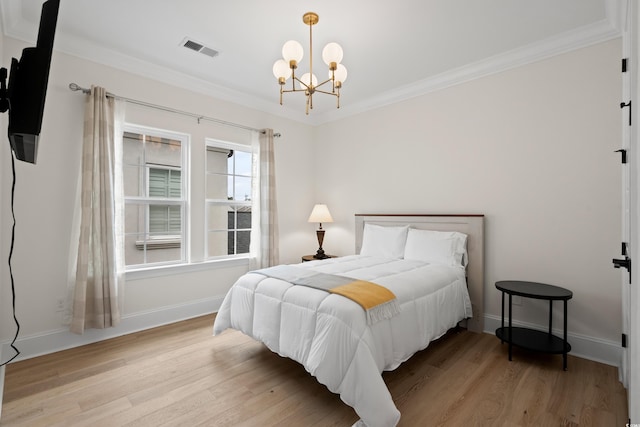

{"left": 0, "top": 0, "right": 621, "bottom": 125}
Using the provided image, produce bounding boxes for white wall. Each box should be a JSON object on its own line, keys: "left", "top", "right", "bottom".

{"left": 0, "top": 36, "right": 317, "bottom": 357}
{"left": 314, "top": 39, "right": 622, "bottom": 350}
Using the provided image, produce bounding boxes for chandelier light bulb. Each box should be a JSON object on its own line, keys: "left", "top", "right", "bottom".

{"left": 282, "top": 40, "right": 304, "bottom": 65}
{"left": 272, "top": 59, "right": 291, "bottom": 80}
{"left": 300, "top": 73, "right": 318, "bottom": 88}
{"left": 333, "top": 63, "right": 348, "bottom": 84}
{"left": 322, "top": 42, "right": 343, "bottom": 66}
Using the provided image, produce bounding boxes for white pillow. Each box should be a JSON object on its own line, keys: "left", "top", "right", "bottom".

{"left": 404, "top": 228, "right": 468, "bottom": 267}
{"left": 360, "top": 224, "right": 409, "bottom": 259}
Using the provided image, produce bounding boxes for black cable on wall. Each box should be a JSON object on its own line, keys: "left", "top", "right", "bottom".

{"left": 1, "top": 150, "right": 21, "bottom": 366}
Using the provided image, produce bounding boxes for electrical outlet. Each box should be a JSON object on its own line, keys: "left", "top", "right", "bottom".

{"left": 512, "top": 295, "right": 522, "bottom": 306}
{"left": 56, "top": 297, "right": 65, "bottom": 312}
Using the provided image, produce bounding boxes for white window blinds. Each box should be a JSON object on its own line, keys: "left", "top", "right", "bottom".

{"left": 149, "top": 168, "right": 181, "bottom": 234}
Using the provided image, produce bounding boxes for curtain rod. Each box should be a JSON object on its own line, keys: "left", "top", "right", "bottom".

{"left": 68, "top": 83, "right": 280, "bottom": 137}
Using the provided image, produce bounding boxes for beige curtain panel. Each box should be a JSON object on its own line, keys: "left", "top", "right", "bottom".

{"left": 70, "top": 86, "right": 123, "bottom": 334}
{"left": 250, "top": 129, "right": 279, "bottom": 269}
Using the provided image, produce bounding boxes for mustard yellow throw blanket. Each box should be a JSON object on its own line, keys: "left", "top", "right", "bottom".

{"left": 253, "top": 265, "right": 401, "bottom": 325}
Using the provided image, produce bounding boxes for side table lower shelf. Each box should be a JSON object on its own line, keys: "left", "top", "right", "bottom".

{"left": 496, "top": 327, "right": 571, "bottom": 355}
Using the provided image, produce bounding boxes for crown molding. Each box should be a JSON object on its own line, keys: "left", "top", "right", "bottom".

{"left": 313, "top": 17, "right": 622, "bottom": 125}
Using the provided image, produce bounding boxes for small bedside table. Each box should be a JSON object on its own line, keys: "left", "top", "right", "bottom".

{"left": 301, "top": 254, "right": 337, "bottom": 262}
{"left": 495, "top": 280, "right": 572, "bottom": 370}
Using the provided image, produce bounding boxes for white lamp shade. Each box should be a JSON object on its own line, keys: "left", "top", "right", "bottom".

{"left": 282, "top": 40, "right": 304, "bottom": 63}
{"left": 308, "top": 204, "right": 333, "bottom": 223}
{"left": 300, "top": 73, "right": 318, "bottom": 88}
{"left": 322, "top": 42, "right": 343, "bottom": 65}
{"left": 332, "top": 63, "right": 348, "bottom": 83}
{"left": 272, "top": 59, "right": 292, "bottom": 80}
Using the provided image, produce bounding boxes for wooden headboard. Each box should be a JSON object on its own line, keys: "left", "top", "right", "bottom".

{"left": 355, "top": 214, "right": 485, "bottom": 333}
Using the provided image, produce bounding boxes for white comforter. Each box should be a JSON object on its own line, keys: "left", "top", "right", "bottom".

{"left": 213, "top": 255, "right": 472, "bottom": 427}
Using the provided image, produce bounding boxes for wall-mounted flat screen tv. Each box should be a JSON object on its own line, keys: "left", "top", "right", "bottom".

{"left": 7, "top": 0, "right": 60, "bottom": 164}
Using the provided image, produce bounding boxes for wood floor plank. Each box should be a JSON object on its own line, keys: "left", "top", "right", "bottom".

{"left": 0, "top": 314, "right": 628, "bottom": 426}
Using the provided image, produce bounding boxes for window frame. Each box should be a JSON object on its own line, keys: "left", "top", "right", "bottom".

{"left": 205, "top": 138, "right": 254, "bottom": 261}
{"left": 122, "top": 124, "right": 190, "bottom": 270}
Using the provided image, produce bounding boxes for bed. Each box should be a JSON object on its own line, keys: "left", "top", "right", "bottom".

{"left": 213, "top": 214, "right": 484, "bottom": 427}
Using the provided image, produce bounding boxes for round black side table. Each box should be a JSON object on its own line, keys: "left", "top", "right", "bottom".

{"left": 495, "top": 280, "right": 572, "bottom": 370}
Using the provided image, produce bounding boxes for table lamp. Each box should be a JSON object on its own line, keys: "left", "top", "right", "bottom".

{"left": 308, "top": 204, "right": 333, "bottom": 259}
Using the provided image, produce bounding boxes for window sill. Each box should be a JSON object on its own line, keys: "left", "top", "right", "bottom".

{"left": 125, "top": 257, "right": 250, "bottom": 281}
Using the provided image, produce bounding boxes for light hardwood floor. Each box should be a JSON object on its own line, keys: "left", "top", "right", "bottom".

{"left": 1, "top": 314, "right": 628, "bottom": 426}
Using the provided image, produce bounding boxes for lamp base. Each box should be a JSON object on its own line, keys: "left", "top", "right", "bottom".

{"left": 314, "top": 228, "right": 328, "bottom": 259}
{"left": 313, "top": 248, "right": 329, "bottom": 260}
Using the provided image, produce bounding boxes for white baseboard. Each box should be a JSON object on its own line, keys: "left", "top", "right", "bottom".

{"left": 1, "top": 295, "right": 225, "bottom": 363}
{"left": 483, "top": 315, "right": 622, "bottom": 369}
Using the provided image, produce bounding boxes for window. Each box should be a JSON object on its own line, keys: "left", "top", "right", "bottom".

{"left": 206, "top": 140, "right": 253, "bottom": 259}
{"left": 119, "top": 125, "right": 255, "bottom": 272}
{"left": 122, "top": 126, "right": 188, "bottom": 268}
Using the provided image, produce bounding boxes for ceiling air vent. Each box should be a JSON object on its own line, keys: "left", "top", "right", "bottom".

{"left": 181, "top": 37, "right": 219, "bottom": 59}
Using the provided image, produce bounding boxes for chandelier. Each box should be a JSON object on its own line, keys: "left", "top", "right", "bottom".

{"left": 272, "top": 12, "right": 347, "bottom": 115}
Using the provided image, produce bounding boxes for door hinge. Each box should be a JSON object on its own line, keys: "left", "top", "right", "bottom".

{"left": 621, "top": 100, "right": 632, "bottom": 126}
{"left": 622, "top": 333, "right": 627, "bottom": 348}
{"left": 616, "top": 149, "right": 627, "bottom": 164}
{"left": 622, "top": 58, "right": 628, "bottom": 72}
